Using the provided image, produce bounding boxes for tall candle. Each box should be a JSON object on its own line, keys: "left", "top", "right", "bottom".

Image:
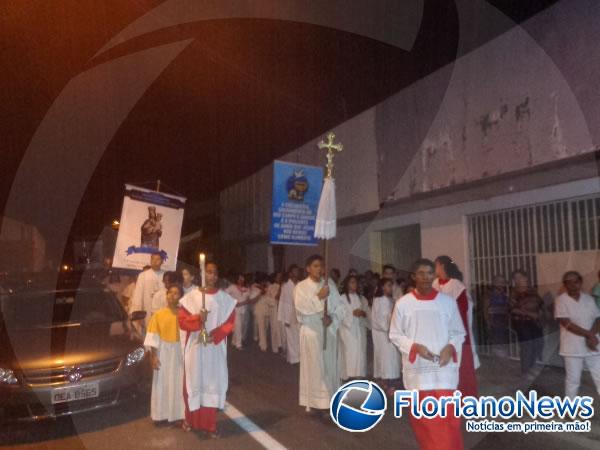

{"left": 199, "top": 253, "right": 206, "bottom": 288}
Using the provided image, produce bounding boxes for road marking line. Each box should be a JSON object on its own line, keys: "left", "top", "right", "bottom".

{"left": 224, "top": 402, "right": 288, "bottom": 450}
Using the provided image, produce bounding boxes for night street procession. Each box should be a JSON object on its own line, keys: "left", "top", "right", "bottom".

{"left": 1, "top": 1, "right": 600, "bottom": 450}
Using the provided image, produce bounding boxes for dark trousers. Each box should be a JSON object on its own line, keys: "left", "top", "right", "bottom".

{"left": 513, "top": 320, "right": 544, "bottom": 373}
{"left": 489, "top": 314, "right": 510, "bottom": 346}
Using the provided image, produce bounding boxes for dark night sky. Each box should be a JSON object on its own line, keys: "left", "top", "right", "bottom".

{"left": 0, "top": 1, "right": 559, "bottom": 258}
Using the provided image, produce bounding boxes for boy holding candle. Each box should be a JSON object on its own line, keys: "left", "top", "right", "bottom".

{"left": 178, "top": 260, "right": 236, "bottom": 437}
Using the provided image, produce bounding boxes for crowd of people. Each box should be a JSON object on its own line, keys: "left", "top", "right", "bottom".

{"left": 100, "top": 252, "right": 600, "bottom": 448}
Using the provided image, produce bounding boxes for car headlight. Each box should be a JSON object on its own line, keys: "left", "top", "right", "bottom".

{"left": 126, "top": 347, "right": 146, "bottom": 367}
{"left": 0, "top": 368, "right": 18, "bottom": 385}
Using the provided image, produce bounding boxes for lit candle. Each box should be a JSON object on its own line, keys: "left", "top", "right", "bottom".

{"left": 199, "top": 253, "right": 206, "bottom": 288}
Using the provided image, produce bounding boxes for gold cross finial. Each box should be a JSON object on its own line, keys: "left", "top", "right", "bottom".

{"left": 317, "top": 132, "right": 343, "bottom": 178}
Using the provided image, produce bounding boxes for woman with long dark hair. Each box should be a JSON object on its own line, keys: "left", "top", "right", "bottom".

{"left": 433, "top": 255, "right": 479, "bottom": 397}
{"left": 181, "top": 267, "right": 198, "bottom": 295}
{"left": 338, "top": 275, "right": 369, "bottom": 381}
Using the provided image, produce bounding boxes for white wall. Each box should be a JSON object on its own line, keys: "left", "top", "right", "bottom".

{"left": 349, "top": 178, "right": 600, "bottom": 286}
{"left": 382, "top": 5, "right": 595, "bottom": 202}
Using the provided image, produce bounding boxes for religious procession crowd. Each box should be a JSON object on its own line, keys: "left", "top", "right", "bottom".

{"left": 102, "top": 252, "right": 600, "bottom": 449}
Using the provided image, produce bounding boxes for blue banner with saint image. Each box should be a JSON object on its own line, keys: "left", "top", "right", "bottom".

{"left": 270, "top": 160, "right": 323, "bottom": 246}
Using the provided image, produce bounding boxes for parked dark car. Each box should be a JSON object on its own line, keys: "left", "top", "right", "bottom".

{"left": 0, "top": 284, "right": 150, "bottom": 422}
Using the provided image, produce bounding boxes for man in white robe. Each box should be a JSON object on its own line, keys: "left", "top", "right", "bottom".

{"left": 130, "top": 252, "right": 165, "bottom": 332}
{"left": 149, "top": 271, "right": 181, "bottom": 315}
{"left": 278, "top": 265, "right": 301, "bottom": 364}
{"left": 389, "top": 258, "right": 465, "bottom": 450}
{"left": 178, "top": 262, "right": 236, "bottom": 436}
{"left": 294, "top": 255, "right": 344, "bottom": 414}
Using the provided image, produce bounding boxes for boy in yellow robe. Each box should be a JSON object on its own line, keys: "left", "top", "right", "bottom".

{"left": 144, "top": 284, "right": 185, "bottom": 424}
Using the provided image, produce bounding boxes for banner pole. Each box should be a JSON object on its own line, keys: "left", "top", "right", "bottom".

{"left": 323, "top": 237, "right": 329, "bottom": 351}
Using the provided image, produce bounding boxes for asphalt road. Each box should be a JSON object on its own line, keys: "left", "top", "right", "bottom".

{"left": 0, "top": 342, "right": 597, "bottom": 450}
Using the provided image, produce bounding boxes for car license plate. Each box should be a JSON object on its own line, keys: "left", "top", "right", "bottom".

{"left": 51, "top": 382, "right": 99, "bottom": 404}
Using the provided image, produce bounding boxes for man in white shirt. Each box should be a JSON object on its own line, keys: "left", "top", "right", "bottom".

{"left": 130, "top": 252, "right": 165, "bottom": 332}
{"left": 389, "top": 258, "right": 465, "bottom": 450}
{"left": 555, "top": 270, "right": 600, "bottom": 398}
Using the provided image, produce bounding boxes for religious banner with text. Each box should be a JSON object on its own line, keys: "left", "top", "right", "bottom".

{"left": 113, "top": 184, "right": 186, "bottom": 271}
{"left": 270, "top": 161, "right": 323, "bottom": 246}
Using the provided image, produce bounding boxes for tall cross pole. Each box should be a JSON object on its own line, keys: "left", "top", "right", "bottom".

{"left": 318, "top": 132, "right": 343, "bottom": 179}
{"left": 316, "top": 131, "right": 343, "bottom": 351}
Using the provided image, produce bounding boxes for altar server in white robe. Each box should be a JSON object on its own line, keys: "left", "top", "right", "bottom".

{"left": 256, "top": 273, "right": 283, "bottom": 352}
{"left": 144, "top": 284, "right": 184, "bottom": 423}
{"left": 371, "top": 278, "right": 402, "bottom": 391}
{"left": 338, "top": 275, "right": 369, "bottom": 380}
{"left": 225, "top": 273, "right": 250, "bottom": 350}
{"left": 130, "top": 253, "right": 165, "bottom": 331}
{"left": 295, "top": 254, "right": 344, "bottom": 413}
{"left": 278, "top": 265, "right": 301, "bottom": 364}
{"left": 178, "top": 262, "right": 236, "bottom": 436}
{"left": 249, "top": 277, "right": 263, "bottom": 343}
{"left": 390, "top": 258, "right": 465, "bottom": 450}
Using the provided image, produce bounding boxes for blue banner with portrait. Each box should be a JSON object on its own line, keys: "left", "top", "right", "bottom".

{"left": 270, "top": 160, "right": 323, "bottom": 246}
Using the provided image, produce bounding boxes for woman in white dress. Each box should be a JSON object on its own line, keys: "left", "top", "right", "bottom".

{"left": 371, "top": 278, "right": 402, "bottom": 393}
{"left": 181, "top": 267, "right": 198, "bottom": 295}
{"left": 338, "top": 275, "right": 369, "bottom": 381}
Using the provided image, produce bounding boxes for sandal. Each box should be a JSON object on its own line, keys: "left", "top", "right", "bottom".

{"left": 206, "top": 430, "right": 220, "bottom": 439}
{"left": 181, "top": 421, "right": 192, "bottom": 432}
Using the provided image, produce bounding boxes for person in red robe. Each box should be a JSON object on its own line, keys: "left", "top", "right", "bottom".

{"left": 434, "top": 255, "right": 479, "bottom": 398}
{"left": 178, "top": 262, "right": 236, "bottom": 437}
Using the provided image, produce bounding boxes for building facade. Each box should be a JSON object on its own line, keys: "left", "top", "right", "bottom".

{"left": 219, "top": 2, "right": 600, "bottom": 360}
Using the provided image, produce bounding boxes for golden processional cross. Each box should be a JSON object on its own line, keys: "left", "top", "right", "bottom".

{"left": 315, "top": 131, "right": 343, "bottom": 351}
{"left": 318, "top": 132, "right": 343, "bottom": 178}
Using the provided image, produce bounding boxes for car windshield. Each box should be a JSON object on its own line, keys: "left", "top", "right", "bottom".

{"left": 0, "top": 289, "right": 126, "bottom": 330}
